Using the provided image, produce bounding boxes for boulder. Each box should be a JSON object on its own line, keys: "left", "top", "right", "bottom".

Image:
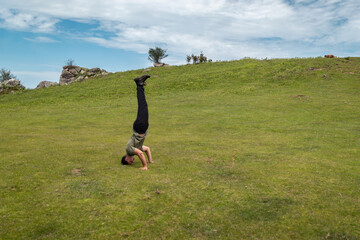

{"left": 59, "top": 68, "right": 75, "bottom": 85}
{"left": 3, "top": 79, "right": 23, "bottom": 88}
{"left": 75, "top": 75, "right": 85, "bottom": 82}
{"left": 324, "top": 55, "right": 337, "bottom": 58}
{"left": 0, "top": 79, "right": 25, "bottom": 94}
{"left": 153, "top": 63, "right": 169, "bottom": 67}
{"left": 59, "top": 65, "right": 109, "bottom": 85}
{"left": 89, "top": 67, "right": 101, "bottom": 73}
{"left": 36, "top": 81, "right": 59, "bottom": 89}
{"left": 87, "top": 68, "right": 103, "bottom": 77}
{"left": 69, "top": 68, "right": 79, "bottom": 75}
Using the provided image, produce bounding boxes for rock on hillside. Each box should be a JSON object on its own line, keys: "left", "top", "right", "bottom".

{"left": 36, "top": 81, "right": 59, "bottom": 89}
{"left": 0, "top": 79, "right": 25, "bottom": 94}
{"left": 153, "top": 63, "right": 169, "bottom": 67}
{"left": 59, "top": 65, "right": 109, "bottom": 85}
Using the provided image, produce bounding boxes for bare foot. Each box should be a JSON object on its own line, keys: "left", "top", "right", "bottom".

{"left": 148, "top": 160, "right": 154, "bottom": 164}
{"left": 140, "top": 166, "right": 148, "bottom": 170}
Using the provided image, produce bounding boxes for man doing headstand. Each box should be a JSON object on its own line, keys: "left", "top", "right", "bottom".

{"left": 121, "top": 75, "right": 153, "bottom": 170}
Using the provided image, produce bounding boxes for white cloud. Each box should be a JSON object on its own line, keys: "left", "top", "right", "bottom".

{"left": 0, "top": 8, "right": 58, "bottom": 32}
{"left": 0, "top": 0, "right": 359, "bottom": 60}
{"left": 24, "top": 36, "right": 58, "bottom": 43}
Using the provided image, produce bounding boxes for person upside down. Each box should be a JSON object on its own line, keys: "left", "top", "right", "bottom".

{"left": 121, "top": 75, "right": 153, "bottom": 170}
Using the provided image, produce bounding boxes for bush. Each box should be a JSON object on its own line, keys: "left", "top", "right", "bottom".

{"left": 188, "top": 52, "right": 211, "bottom": 64}
{"left": 148, "top": 47, "right": 168, "bottom": 64}
{"left": 65, "top": 59, "right": 75, "bottom": 66}
{"left": 191, "top": 54, "right": 199, "bottom": 64}
{"left": 199, "top": 51, "right": 207, "bottom": 63}
{"left": 186, "top": 55, "right": 192, "bottom": 64}
{"left": 0, "top": 68, "right": 16, "bottom": 83}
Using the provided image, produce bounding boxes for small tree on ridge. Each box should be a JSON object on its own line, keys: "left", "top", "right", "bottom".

{"left": 0, "top": 68, "right": 16, "bottom": 83}
{"left": 148, "top": 47, "right": 168, "bottom": 64}
{"left": 65, "top": 59, "right": 75, "bottom": 66}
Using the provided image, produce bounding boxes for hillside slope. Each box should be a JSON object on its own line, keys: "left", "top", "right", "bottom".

{"left": 1, "top": 58, "right": 359, "bottom": 239}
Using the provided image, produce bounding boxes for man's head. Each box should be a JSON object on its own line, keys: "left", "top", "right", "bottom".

{"left": 121, "top": 154, "right": 134, "bottom": 165}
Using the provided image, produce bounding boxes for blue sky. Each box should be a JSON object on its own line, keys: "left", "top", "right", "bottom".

{"left": 0, "top": 0, "right": 359, "bottom": 89}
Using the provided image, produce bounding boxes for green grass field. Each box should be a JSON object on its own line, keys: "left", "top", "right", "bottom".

{"left": 1, "top": 57, "right": 359, "bottom": 239}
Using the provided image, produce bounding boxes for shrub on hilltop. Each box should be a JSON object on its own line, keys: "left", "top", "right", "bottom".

{"left": 186, "top": 52, "right": 212, "bottom": 64}
{"left": 0, "top": 68, "right": 16, "bottom": 83}
{"left": 148, "top": 47, "right": 168, "bottom": 64}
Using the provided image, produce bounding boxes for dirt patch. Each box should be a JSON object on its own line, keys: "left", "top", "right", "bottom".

{"left": 292, "top": 95, "right": 308, "bottom": 98}
{"left": 308, "top": 67, "right": 323, "bottom": 71}
{"left": 70, "top": 168, "right": 83, "bottom": 176}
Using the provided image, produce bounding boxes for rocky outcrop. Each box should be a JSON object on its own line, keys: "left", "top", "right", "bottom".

{"left": 0, "top": 79, "right": 25, "bottom": 94}
{"left": 153, "top": 63, "right": 169, "bottom": 67}
{"left": 324, "top": 55, "right": 337, "bottom": 58}
{"left": 36, "top": 81, "right": 59, "bottom": 89}
{"left": 59, "top": 65, "right": 109, "bottom": 85}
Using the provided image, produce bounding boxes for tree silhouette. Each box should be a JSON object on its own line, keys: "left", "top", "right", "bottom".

{"left": 148, "top": 47, "right": 168, "bottom": 64}
{"left": 0, "top": 68, "right": 16, "bottom": 82}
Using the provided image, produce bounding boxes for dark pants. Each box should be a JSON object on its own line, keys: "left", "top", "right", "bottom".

{"left": 133, "top": 85, "right": 149, "bottom": 134}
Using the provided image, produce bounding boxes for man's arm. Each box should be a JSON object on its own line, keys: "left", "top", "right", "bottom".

{"left": 142, "top": 145, "right": 153, "bottom": 163}
{"left": 134, "top": 148, "right": 148, "bottom": 170}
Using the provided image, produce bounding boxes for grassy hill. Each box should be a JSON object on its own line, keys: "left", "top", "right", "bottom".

{"left": 1, "top": 57, "right": 359, "bottom": 239}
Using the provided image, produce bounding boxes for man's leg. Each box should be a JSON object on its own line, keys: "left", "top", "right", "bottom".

{"left": 133, "top": 76, "right": 150, "bottom": 134}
